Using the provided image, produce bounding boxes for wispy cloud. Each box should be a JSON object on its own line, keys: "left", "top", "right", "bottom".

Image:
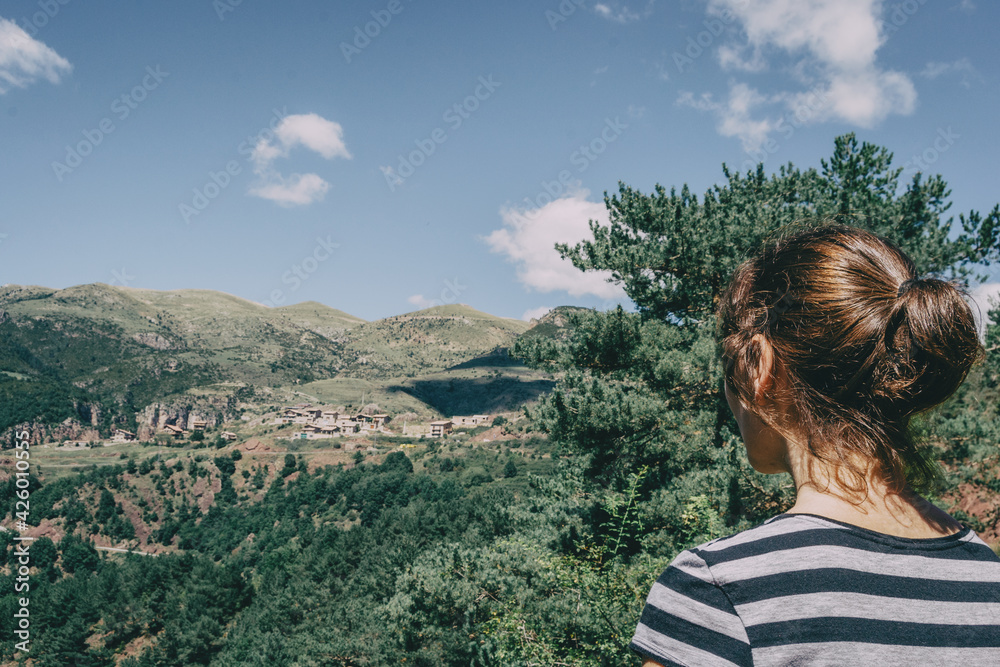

{"left": 0, "top": 17, "right": 72, "bottom": 94}
{"left": 627, "top": 104, "right": 647, "bottom": 119}
{"left": 921, "top": 58, "right": 978, "bottom": 88}
{"left": 484, "top": 190, "right": 628, "bottom": 300}
{"left": 407, "top": 294, "right": 435, "bottom": 309}
{"left": 677, "top": 84, "right": 776, "bottom": 152}
{"left": 247, "top": 173, "right": 330, "bottom": 207}
{"left": 593, "top": 1, "right": 653, "bottom": 23}
{"left": 248, "top": 113, "right": 350, "bottom": 207}
{"left": 970, "top": 282, "right": 1000, "bottom": 339}
{"left": 680, "top": 0, "right": 916, "bottom": 150}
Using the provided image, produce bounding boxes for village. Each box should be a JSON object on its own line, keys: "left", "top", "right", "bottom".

{"left": 56, "top": 406, "right": 497, "bottom": 448}
{"left": 269, "top": 405, "right": 494, "bottom": 440}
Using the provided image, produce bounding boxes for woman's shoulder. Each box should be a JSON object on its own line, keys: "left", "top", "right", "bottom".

{"left": 689, "top": 513, "right": 836, "bottom": 560}
{"left": 688, "top": 514, "right": 1000, "bottom": 567}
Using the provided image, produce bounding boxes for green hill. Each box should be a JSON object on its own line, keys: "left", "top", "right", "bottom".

{"left": 0, "top": 286, "right": 568, "bottom": 435}
{"left": 272, "top": 301, "right": 366, "bottom": 340}
{"left": 0, "top": 284, "right": 353, "bottom": 432}
{"left": 339, "top": 303, "right": 532, "bottom": 378}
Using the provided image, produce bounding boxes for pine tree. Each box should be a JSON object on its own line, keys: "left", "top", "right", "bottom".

{"left": 515, "top": 134, "right": 1000, "bottom": 528}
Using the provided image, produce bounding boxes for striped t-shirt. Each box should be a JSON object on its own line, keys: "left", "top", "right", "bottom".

{"left": 630, "top": 513, "right": 1000, "bottom": 666}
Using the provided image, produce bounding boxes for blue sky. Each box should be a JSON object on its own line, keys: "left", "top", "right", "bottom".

{"left": 2, "top": 0, "right": 998, "bottom": 322}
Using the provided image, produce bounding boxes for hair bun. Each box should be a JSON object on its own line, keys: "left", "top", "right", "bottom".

{"left": 878, "top": 277, "right": 981, "bottom": 415}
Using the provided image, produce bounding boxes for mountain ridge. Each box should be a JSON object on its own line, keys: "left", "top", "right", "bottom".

{"left": 0, "top": 283, "right": 581, "bottom": 439}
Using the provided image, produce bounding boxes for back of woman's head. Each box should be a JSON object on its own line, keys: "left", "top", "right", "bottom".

{"left": 718, "top": 224, "right": 982, "bottom": 494}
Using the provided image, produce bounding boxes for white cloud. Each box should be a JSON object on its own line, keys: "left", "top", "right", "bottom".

{"left": 710, "top": 0, "right": 883, "bottom": 70}
{"left": 483, "top": 190, "right": 629, "bottom": 300}
{"left": 922, "top": 61, "right": 959, "bottom": 79}
{"left": 717, "top": 44, "right": 767, "bottom": 73}
{"left": 684, "top": 0, "right": 917, "bottom": 149}
{"left": 248, "top": 113, "right": 350, "bottom": 206}
{"left": 407, "top": 294, "right": 435, "bottom": 309}
{"left": 627, "top": 104, "right": 647, "bottom": 119}
{"left": 970, "top": 282, "right": 1000, "bottom": 338}
{"left": 275, "top": 113, "right": 351, "bottom": 160}
{"left": 814, "top": 68, "right": 915, "bottom": 127}
{"left": 921, "top": 58, "right": 977, "bottom": 88}
{"left": 594, "top": 1, "right": 653, "bottom": 23}
{"left": 522, "top": 306, "right": 554, "bottom": 321}
{"left": 678, "top": 84, "right": 776, "bottom": 152}
{"left": 0, "top": 17, "right": 72, "bottom": 94}
{"left": 247, "top": 173, "right": 330, "bottom": 207}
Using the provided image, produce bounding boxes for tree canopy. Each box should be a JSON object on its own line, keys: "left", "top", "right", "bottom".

{"left": 517, "top": 133, "right": 1000, "bottom": 515}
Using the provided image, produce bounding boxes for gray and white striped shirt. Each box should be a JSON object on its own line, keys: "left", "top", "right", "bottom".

{"left": 631, "top": 513, "right": 1000, "bottom": 666}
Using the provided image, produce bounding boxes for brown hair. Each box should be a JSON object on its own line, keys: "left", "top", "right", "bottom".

{"left": 718, "top": 224, "right": 982, "bottom": 496}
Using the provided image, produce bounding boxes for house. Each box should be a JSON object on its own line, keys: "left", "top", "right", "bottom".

{"left": 288, "top": 409, "right": 317, "bottom": 425}
{"left": 162, "top": 424, "right": 185, "bottom": 437}
{"left": 356, "top": 414, "right": 390, "bottom": 431}
{"left": 336, "top": 417, "right": 360, "bottom": 433}
{"left": 429, "top": 420, "right": 452, "bottom": 438}
{"left": 297, "top": 424, "right": 340, "bottom": 439}
{"left": 452, "top": 415, "right": 491, "bottom": 428}
{"left": 111, "top": 429, "right": 136, "bottom": 443}
{"left": 220, "top": 431, "right": 238, "bottom": 441}
{"left": 275, "top": 408, "right": 299, "bottom": 425}
{"left": 276, "top": 406, "right": 319, "bottom": 425}
{"left": 191, "top": 419, "right": 207, "bottom": 431}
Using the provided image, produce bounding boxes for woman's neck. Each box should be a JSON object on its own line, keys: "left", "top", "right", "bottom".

{"left": 778, "top": 440, "right": 961, "bottom": 538}
{"left": 787, "top": 474, "right": 963, "bottom": 539}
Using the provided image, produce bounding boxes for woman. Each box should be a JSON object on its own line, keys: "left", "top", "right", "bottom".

{"left": 630, "top": 225, "right": 1000, "bottom": 666}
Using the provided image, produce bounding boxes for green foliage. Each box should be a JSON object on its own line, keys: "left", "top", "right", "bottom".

{"left": 32, "top": 536, "right": 59, "bottom": 570}
{"left": 59, "top": 533, "right": 100, "bottom": 574}
{"left": 381, "top": 450, "right": 414, "bottom": 474}
{"left": 679, "top": 494, "right": 727, "bottom": 546}
{"left": 0, "top": 375, "right": 88, "bottom": 435}
{"left": 215, "top": 455, "right": 236, "bottom": 477}
{"left": 516, "top": 134, "right": 1000, "bottom": 501}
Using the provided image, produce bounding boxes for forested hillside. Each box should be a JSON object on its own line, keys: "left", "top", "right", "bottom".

{"left": 2, "top": 135, "right": 999, "bottom": 665}
{"left": 0, "top": 289, "right": 550, "bottom": 440}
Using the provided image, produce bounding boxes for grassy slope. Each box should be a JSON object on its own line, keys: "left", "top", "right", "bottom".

{"left": 0, "top": 286, "right": 569, "bottom": 429}
{"left": 0, "top": 284, "right": 350, "bottom": 421}
{"left": 340, "top": 303, "right": 532, "bottom": 378}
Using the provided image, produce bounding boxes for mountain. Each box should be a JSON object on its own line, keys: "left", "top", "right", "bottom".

{"left": 0, "top": 285, "right": 572, "bottom": 437}
{"left": 272, "top": 301, "right": 366, "bottom": 340}
{"left": 0, "top": 284, "right": 353, "bottom": 436}
{"left": 0, "top": 283, "right": 348, "bottom": 388}
{"left": 339, "top": 303, "right": 532, "bottom": 378}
